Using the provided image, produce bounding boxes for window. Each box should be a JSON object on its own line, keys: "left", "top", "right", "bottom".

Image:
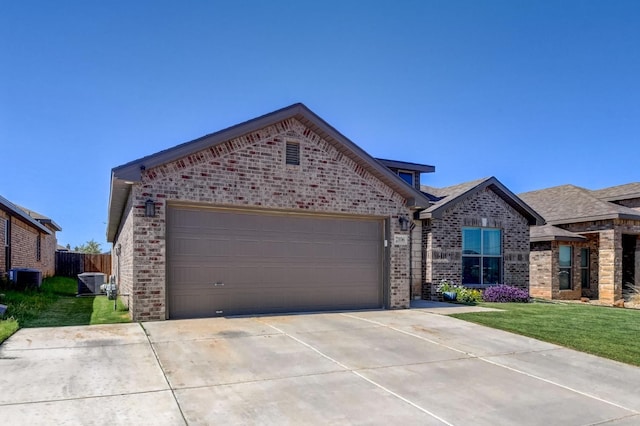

{"left": 462, "top": 228, "right": 502, "bottom": 285}
{"left": 559, "top": 245, "right": 572, "bottom": 290}
{"left": 36, "top": 234, "right": 41, "bottom": 261}
{"left": 397, "top": 170, "right": 414, "bottom": 186}
{"left": 285, "top": 141, "right": 300, "bottom": 165}
{"left": 3, "top": 218, "right": 9, "bottom": 271}
{"left": 580, "top": 248, "right": 590, "bottom": 289}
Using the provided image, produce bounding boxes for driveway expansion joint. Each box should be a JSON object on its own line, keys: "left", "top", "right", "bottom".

{"left": 140, "top": 323, "right": 189, "bottom": 426}
{"left": 341, "top": 313, "right": 640, "bottom": 417}
{"left": 0, "top": 389, "right": 172, "bottom": 408}
{"left": 259, "top": 318, "right": 454, "bottom": 426}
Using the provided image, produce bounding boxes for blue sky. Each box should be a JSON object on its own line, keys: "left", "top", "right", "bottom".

{"left": 1, "top": 1, "right": 639, "bottom": 251}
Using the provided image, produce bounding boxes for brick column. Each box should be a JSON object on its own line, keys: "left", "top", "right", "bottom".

{"left": 389, "top": 216, "right": 411, "bottom": 309}
{"left": 410, "top": 220, "right": 422, "bottom": 299}
{"left": 635, "top": 235, "right": 640, "bottom": 288}
{"left": 598, "top": 229, "right": 622, "bottom": 304}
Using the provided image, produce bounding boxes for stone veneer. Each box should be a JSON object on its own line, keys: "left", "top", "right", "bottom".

{"left": 113, "top": 118, "right": 412, "bottom": 320}
{"left": 422, "top": 187, "right": 531, "bottom": 300}
{"left": 529, "top": 218, "right": 640, "bottom": 304}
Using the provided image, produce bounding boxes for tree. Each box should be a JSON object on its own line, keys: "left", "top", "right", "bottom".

{"left": 74, "top": 239, "right": 102, "bottom": 254}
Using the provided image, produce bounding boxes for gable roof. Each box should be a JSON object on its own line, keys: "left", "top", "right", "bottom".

{"left": 591, "top": 182, "right": 640, "bottom": 202}
{"left": 519, "top": 184, "right": 640, "bottom": 225}
{"left": 0, "top": 195, "right": 52, "bottom": 235}
{"left": 16, "top": 205, "right": 62, "bottom": 232}
{"left": 108, "top": 103, "right": 432, "bottom": 241}
{"left": 418, "top": 176, "right": 544, "bottom": 225}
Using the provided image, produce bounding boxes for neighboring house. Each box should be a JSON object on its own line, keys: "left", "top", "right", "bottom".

{"left": 519, "top": 183, "right": 640, "bottom": 304}
{"left": 106, "top": 103, "right": 541, "bottom": 321}
{"left": 0, "top": 195, "right": 61, "bottom": 278}
{"left": 419, "top": 177, "right": 543, "bottom": 300}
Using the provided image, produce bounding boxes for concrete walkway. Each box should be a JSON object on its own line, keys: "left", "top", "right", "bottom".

{"left": 1, "top": 309, "right": 639, "bottom": 425}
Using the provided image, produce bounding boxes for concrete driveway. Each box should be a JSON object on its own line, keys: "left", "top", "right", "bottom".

{"left": 1, "top": 307, "right": 639, "bottom": 425}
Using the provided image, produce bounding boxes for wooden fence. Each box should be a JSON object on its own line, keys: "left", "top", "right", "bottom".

{"left": 55, "top": 252, "right": 112, "bottom": 277}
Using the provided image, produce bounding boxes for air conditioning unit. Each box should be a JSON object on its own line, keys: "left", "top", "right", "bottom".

{"left": 77, "top": 272, "right": 106, "bottom": 295}
{"left": 9, "top": 268, "right": 43, "bottom": 288}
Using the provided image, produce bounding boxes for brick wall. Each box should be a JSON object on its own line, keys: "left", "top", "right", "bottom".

{"left": 0, "top": 216, "right": 54, "bottom": 277}
{"left": 0, "top": 210, "right": 7, "bottom": 275}
{"left": 422, "top": 187, "right": 531, "bottom": 300}
{"left": 40, "top": 224, "right": 57, "bottom": 277}
{"left": 114, "top": 117, "right": 412, "bottom": 320}
{"left": 113, "top": 192, "right": 134, "bottom": 303}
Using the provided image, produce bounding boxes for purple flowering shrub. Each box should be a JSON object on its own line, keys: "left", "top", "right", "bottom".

{"left": 482, "top": 285, "right": 530, "bottom": 303}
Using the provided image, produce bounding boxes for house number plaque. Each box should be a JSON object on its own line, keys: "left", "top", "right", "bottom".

{"left": 393, "top": 234, "right": 409, "bottom": 246}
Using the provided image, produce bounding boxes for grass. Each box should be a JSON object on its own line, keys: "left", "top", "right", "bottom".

{"left": 451, "top": 300, "right": 640, "bottom": 367}
{"left": 0, "top": 276, "right": 130, "bottom": 344}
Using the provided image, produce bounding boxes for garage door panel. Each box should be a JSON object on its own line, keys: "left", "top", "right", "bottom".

{"left": 168, "top": 207, "right": 383, "bottom": 318}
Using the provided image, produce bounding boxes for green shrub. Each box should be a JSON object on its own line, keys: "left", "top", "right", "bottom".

{"left": 436, "top": 280, "right": 483, "bottom": 304}
{"left": 456, "top": 287, "right": 483, "bottom": 304}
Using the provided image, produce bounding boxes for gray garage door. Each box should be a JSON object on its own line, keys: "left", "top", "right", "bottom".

{"left": 167, "top": 206, "right": 384, "bottom": 319}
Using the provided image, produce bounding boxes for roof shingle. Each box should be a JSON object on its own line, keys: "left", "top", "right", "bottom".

{"left": 519, "top": 184, "right": 640, "bottom": 225}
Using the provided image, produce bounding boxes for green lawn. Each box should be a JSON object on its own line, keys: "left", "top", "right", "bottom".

{"left": 0, "top": 276, "right": 130, "bottom": 344}
{"left": 451, "top": 301, "right": 640, "bottom": 367}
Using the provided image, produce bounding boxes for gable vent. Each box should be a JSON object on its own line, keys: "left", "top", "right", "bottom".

{"left": 286, "top": 142, "right": 300, "bottom": 165}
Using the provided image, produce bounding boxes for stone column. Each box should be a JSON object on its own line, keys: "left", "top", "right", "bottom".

{"left": 598, "top": 229, "right": 622, "bottom": 304}
{"left": 529, "top": 242, "right": 553, "bottom": 299}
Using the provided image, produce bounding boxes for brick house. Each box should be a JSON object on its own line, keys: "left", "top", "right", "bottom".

{"left": 419, "top": 177, "right": 543, "bottom": 300}
{"left": 107, "top": 104, "right": 541, "bottom": 320}
{"left": 0, "top": 195, "right": 61, "bottom": 279}
{"left": 520, "top": 183, "right": 640, "bottom": 304}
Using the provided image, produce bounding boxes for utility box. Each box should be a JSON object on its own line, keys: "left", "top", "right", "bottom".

{"left": 9, "top": 268, "right": 42, "bottom": 289}
{"left": 77, "top": 272, "right": 106, "bottom": 295}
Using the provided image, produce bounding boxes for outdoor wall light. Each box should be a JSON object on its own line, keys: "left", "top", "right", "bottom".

{"left": 398, "top": 215, "right": 410, "bottom": 232}
{"left": 145, "top": 199, "right": 156, "bottom": 217}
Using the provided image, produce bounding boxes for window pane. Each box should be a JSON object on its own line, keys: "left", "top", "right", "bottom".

{"left": 462, "top": 257, "right": 480, "bottom": 284}
{"left": 581, "top": 269, "right": 589, "bottom": 289}
{"left": 559, "top": 268, "right": 571, "bottom": 290}
{"left": 483, "top": 229, "right": 501, "bottom": 256}
{"left": 559, "top": 246, "right": 572, "bottom": 267}
{"left": 463, "top": 228, "right": 481, "bottom": 255}
{"left": 483, "top": 257, "right": 501, "bottom": 284}
{"left": 580, "top": 248, "right": 589, "bottom": 268}
{"left": 398, "top": 171, "right": 414, "bottom": 185}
